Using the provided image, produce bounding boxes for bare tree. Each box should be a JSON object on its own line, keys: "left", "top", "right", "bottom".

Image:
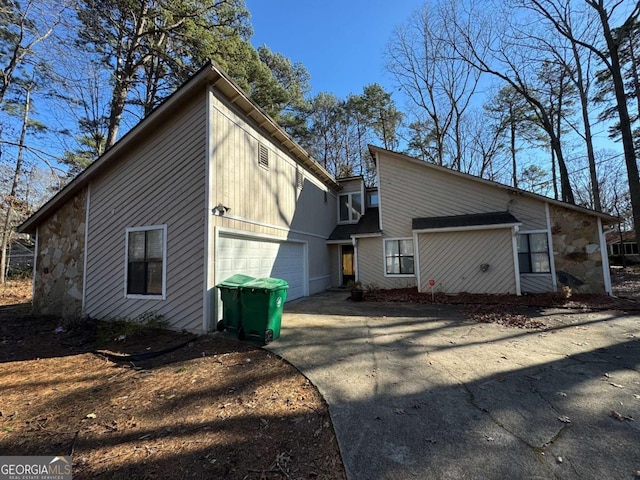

{"left": 446, "top": 1, "right": 576, "bottom": 203}
{"left": 385, "top": 1, "right": 482, "bottom": 169}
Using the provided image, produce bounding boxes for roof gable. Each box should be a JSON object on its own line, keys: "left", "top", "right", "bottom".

{"left": 369, "top": 145, "right": 617, "bottom": 224}
{"left": 19, "top": 61, "right": 339, "bottom": 234}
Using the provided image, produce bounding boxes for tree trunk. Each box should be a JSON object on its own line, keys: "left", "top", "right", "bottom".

{"left": 510, "top": 112, "right": 518, "bottom": 188}
{"left": 0, "top": 84, "right": 31, "bottom": 284}
{"left": 594, "top": 2, "right": 640, "bottom": 251}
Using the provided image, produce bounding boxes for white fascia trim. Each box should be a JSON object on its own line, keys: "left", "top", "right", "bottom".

{"left": 413, "top": 222, "right": 522, "bottom": 235}
{"left": 32, "top": 226, "right": 38, "bottom": 301}
{"left": 124, "top": 224, "right": 168, "bottom": 301}
{"left": 351, "top": 233, "right": 382, "bottom": 239}
{"left": 598, "top": 217, "right": 613, "bottom": 295}
{"left": 544, "top": 203, "right": 558, "bottom": 291}
{"left": 82, "top": 184, "right": 91, "bottom": 315}
{"left": 221, "top": 213, "right": 328, "bottom": 240}
{"left": 511, "top": 226, "right": 522, "bottom": 296}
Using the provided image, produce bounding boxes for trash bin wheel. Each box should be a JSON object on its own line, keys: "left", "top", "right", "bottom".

{"left": 264, "top": 329, "right": 274, "bottom": 345}
{"left": 216, "top": 320, "right": 225, "bottom": 332}
{"left": 237, "top": 326, "right": 245, "bottom": 340}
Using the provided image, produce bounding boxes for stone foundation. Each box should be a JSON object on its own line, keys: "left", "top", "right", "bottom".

{"left": 549, "top": 205, "right": 605, "bottom": 294}
{"left": 33, "top": 188, "right": 87, "bottom": 318}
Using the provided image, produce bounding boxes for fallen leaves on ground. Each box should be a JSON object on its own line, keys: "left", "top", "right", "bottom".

{"left": 0, "top": 306, "right": 346, "bottom": 480}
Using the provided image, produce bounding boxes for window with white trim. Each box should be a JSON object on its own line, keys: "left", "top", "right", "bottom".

{"left": 338, "top": 192, "right": 362, "bottom": 223}
{"left": 126, "top": 225, "right": 166, "bottom": 297}
{"left": 517, "top": 233, "right": 550, "bottom": 273}
{"left": 385, "top": 239, "right": 415, "bottom": 275}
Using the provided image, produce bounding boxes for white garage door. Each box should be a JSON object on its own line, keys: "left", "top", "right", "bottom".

{"left": 216, "top": 234, "right": 306, "bottom": 302}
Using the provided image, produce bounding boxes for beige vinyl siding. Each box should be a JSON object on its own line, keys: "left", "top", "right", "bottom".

{"left": 377, "top": 152, "right": 547, "bottom": 237}
{"left": 85, "top": 91, "right": 207, "bottom": 331}
{"left": 417, "top": 229, "right": 516, "bottom": 294}
{"left": 209, "top": 92, "right": 335, "bottom": 238}
{"left": 208, "top": 89, "right": 335, "bottom": 295}
{"left": 521, "top": 274, "right": 554, "bottom": 293}
{"left": 338, "top": 178, "right": 364, "bottom": 194}
{"left": 357, "top": 237, "right": 417, "bottom": 290}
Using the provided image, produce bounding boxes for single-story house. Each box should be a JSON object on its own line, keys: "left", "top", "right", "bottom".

{"left": 18, "top": 62, "right": 617, "bottom": 332}
{"left": 607, "top": 230, "right": 639, "bottom": 264}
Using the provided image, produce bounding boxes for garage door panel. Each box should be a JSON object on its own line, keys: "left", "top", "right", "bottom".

{"left": 217, "top": 235, "right": 306, "bottom": 304}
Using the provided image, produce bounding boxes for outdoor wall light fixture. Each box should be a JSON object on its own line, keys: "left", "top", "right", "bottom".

{"left": 480, "top": 263, "right": 490, "bottom": 272}
{"left": 212, "top": 204, "right": 230, "bottom": 216}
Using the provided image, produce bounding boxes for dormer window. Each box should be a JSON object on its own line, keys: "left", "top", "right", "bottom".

{"left": 339, "top": 193, "right": 362, "bottom": 223}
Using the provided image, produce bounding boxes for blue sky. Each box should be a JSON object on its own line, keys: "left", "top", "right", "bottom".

{"left": 245, "top": 0, "right": 424, "bottom": 98}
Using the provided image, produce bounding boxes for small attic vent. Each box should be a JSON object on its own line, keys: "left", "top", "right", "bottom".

{"left": 296, "top": 169, "right": 304, "bottom": 189}
{"left": 258, "top": 143, "right": 269, "bottom": 168}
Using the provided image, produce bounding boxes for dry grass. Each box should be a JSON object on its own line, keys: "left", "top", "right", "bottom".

{"left": 0, "top": 278, "right": 32, "bottom": 306}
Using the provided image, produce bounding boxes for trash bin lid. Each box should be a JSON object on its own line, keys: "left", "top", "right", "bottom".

{"left": 215, "top": 274, "right": 256, "bottom": 288}
{"left": 244, "top": 277, "right": 289, "bottom": 291}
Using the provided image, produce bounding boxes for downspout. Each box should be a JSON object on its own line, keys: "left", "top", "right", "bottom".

{"left": 511, "top": 225, "right": 522, "bottom": 296}
{"left": 597, "top": 218, "right": 613, "bottom": 295}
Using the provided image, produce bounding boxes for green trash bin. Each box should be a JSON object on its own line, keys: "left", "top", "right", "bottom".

{"left": 215, "top": 274, "right": 255, "bottom": 334}
{"left": 239, "top": 278, "right": 288, "bottom": 344}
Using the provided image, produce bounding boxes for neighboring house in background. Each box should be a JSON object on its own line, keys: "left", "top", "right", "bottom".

{"left": 19, "top": 62, "right": 616, "bottom": 332}
{"left": 327, "top": 147, "right": 616, "bottom": 296}
{"left": 606, "top": 230, "right": 639, "bottom": 264}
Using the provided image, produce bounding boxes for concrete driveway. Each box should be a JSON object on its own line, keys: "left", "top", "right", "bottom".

{"left": 267, "top": 292, "right": 640, "bottom": 480}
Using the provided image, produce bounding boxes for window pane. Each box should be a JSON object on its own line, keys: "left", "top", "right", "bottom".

{"left": 339, "top": 195, "right": 349, "bottom": 221}
{"left": 147, "top": 261, "right": 163, "bottom": 294}
{"left": 128, "top": 262, "right": 146, "bottom": 294}
{"left": 386, "top": 257, "right": 400, "bottom": 274}
{"left": 400, "top": 240, "right": 414, "bottom": 255}
{"left": 128, "top": 231, "right": 146, "bottom": 261}
{"left": 529, "top": 233, "right": 548, "bottom": 253}
{"left": 517, "top": 235, "right": 529, "bottom": 253}
{"left": 351, "top": 193, "right": 362, "bottom": 220}
{"left": 146, "top": 229, "right": 163, "bottom": 260}
{"left": 518, "top": 253, "right": 531, "bottom": 273}
{"left": 369, "top": 192, "right": 379, "bottom": 207}
{"left": 385, "top": 240, "right": 399, "bottom": 256}
{"left": 531, "top": 253, "right": 550, "bottom": 273}
{"left": 401, "top": 256, "right": 415, "bottom": 274}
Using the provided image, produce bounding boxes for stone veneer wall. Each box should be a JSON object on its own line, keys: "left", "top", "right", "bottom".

{"left": 33, "top": 188, "right": 87, "bottom": 318}
{"left": 549, "top": 204, "right": 605, "bottom": 294}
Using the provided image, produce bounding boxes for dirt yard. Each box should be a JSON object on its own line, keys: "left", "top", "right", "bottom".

{"left": 1, "top": 268, "right": 638, "bottom": 479}
{"left": 0, "top": 280, "right": 346, "bottom": 480}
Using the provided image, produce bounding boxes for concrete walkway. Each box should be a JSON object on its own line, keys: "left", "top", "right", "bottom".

{"left": 267, "top": 292, "right": 640, "bottom": 480}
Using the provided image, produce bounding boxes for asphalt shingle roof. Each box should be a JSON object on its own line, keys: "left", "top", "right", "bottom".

{"left": 328, "top": 208, "right": 381, "bottom": 241}
{"left": 412, "top": 211, "right": 520, "bottom": 230}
